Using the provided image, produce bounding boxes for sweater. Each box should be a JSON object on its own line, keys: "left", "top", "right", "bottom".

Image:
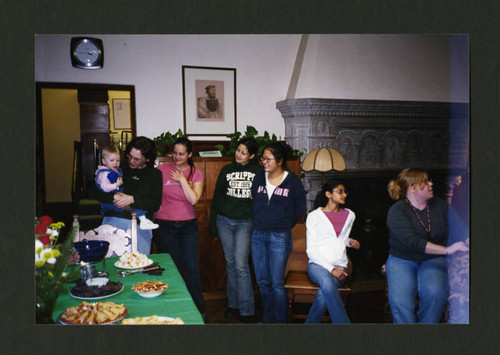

{"left": 209, "top": 159, "right": 263, "bottom": 238}
{"left": 386, "top": 197, "right": 467, "bottom": 261}
{"left": 306, "top": 207, "right": 355, "bottom": 272}
{"left": 89, "top": 163, "right": 162, "bottom": 220}
{"left": 250, "top": 170, "right": 306, "bottom": 232}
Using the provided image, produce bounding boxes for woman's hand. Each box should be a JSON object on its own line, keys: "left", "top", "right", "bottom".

{"left": 447, "top": 241, "right": 469, "bottom": 255}
{"left": 349, "top": 238, "right": 361, "bottom": 250}
{"left": 331, "top": 267, "right": 348, "bottom": 280}
{"left": 169, "top": 169, "right": 186, "bottom": 182}
{"left": 113, "top": 192, "right": 134, "bottom": 209}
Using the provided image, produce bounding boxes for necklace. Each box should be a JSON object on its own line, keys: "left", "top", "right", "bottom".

{"left": 404, "top": 198, "right": 431, "bottom": 238}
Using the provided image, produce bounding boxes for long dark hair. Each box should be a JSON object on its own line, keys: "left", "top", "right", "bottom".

{"left": 238, "top": 137, "right": 259, "bottom": 161}
{"left": 172, "top": 137, "right": 195, "bottom": 182}
{"left": 125, "top": 136, "right": 157, "bottom": 168}
{"left": 314, "top": 179, "right": 345, "bottom": 209}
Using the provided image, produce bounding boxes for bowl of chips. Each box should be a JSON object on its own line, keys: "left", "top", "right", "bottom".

{"left": 132, "top": 280, "right": 169, "bottom": 298}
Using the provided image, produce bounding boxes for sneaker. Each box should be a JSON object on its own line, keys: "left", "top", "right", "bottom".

{"left": 224, "top": 307, "right": 239, "bottom": 319}
{"left": 139, "top": 218, "right": 159, "bottom": 230}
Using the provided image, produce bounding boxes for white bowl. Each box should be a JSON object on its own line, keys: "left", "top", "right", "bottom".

{"left": 134, "top": 289, "right": 166, "bottom": 298}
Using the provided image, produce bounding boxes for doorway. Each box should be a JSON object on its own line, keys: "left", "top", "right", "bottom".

{"left": 36, "top": 82, "right": 136, "bottom": 219}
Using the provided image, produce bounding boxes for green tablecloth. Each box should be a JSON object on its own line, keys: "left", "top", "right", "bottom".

{"left": 52, "top": 253, "right": 204, "bottom": 324}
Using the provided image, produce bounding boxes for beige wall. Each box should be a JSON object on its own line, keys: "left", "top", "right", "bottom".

{"left": 35, "top": 35, "right": 469, "bottom": 141}
{"left": 41, "top": 88, "right": 80, "bottom": 202}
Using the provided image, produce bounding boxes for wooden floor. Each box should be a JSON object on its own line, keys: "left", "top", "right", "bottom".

{"left": 203, "top": 279, "right": 387, "bottom": 324}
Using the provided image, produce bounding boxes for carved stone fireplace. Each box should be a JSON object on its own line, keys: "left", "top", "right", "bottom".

{"left": 277, "top": 98, "right": 469, "bottom": 280}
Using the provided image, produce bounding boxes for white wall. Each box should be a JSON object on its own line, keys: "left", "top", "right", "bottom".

{"left": 35, "top": 34, "right": 469, "bottom": 140}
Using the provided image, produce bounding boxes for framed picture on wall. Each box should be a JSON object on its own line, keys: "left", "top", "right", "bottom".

{"left": 112, "top": 99, "right": 131, "bottom": 130}
{"left": 182, "top": 65, "right": 236, "bottom": 136}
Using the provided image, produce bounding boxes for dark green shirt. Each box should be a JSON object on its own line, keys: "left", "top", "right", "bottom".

{"left": 90, "top": 163, "right": 162, "bottom": 220}
{"left": 209, "top": 159, "right": 263, "bottom": 238}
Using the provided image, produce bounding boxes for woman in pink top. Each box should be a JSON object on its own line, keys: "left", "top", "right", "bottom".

{"left": 305, "top": 179, "right": 360, "bottom": 323}
{"left": 153, "top": 137, "right": 206, "bottom": 319}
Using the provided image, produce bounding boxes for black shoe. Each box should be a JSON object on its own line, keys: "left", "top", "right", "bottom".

{"left": 224, "top": 307, "right": 239, "bottom": 319}
{"left": 239, "top": 315, "right": 253, "bottom": 324}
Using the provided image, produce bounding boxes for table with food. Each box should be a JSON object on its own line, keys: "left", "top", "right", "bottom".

{"left": 52, "top": 252, "right": 204, "bottom": 325}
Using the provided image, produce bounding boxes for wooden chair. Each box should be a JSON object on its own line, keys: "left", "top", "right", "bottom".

{"left": 284, "top": 223, "right": 352, "bottom": 323}
{"left": 72, "top": 212, "right": 138, "bottom": 257}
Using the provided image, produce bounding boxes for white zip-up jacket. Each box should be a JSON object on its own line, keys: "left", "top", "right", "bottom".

{"left": 306, "top": 207, "right": 356, "bottom": 272}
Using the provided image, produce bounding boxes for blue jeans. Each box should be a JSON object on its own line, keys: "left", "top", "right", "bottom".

{"left": 251, "top": 230, "right": 292, "bottom": 323}
{"left": 305, "top": 262, "right": 350, "bottom": 324}
{"left": 102, "top": 216, "right": 152, "bottom": 255}
{"left": 385, "top": 254, "right": 449, "bottom": 323}
{"left": 217, "top": 215, "right": 254, "bottom": 316}
{"left": 153, "top": 219, "right": 206, "bottom": 314}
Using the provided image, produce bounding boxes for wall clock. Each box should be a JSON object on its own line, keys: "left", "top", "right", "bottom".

{"left": 71, "top": 37, "right": 104, "bottom": 69}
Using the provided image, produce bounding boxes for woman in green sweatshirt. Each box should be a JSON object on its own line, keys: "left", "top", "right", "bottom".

{"left": 209, "top": 138, "right": 263, "bottom": 323}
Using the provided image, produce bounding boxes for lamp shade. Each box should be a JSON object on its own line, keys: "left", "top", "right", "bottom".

{"left": 301, "top": 147, "right": 346, "bottom": 172}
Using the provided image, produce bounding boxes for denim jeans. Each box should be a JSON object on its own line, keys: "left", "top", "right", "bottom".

{"left": 304, "top": 262, "right": 350, "bottom": 324}
{"left": 153, "top": 219, "right": 206, "bottom": 314}
{"left": 385, "top": 254, "right": 449, "bottom": 323}
{"left": 217, "top": 215, "right": 254, "bottom": 316}
{"left": 251, "top": 230, "right": 292, "bottom": 323}
{"left": 102, "top": 216, "right": 152, "bottom": 255}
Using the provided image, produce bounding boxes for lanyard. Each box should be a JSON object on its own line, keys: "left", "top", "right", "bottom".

{"left": 404, "top": 198, "right": 431, "bottom": 239}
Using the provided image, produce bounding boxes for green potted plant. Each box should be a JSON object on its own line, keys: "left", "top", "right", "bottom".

{"left": 153, "top": 129, "right": 187, "bottom": 156}
{"left": 215, "top": 125, "right": 304, "bottom": 158}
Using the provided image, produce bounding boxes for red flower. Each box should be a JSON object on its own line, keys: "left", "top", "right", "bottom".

{"left": 38, "top": 233, "right": 51, "bottom": 245}
{"left": 38, "top": 216, "right": 53, "bottom": 228}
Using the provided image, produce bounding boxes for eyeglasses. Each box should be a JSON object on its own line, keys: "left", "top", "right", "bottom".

{"left": 332, "top": 189, "right": 348, "bottom": 195}
{"left": 260, "top": 157, "right": 276, "bottom": 163}
{"left": 127, "top": 153, "right": 145, "bottom": 163}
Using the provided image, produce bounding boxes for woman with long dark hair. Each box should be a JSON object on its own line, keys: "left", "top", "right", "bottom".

{"left": 209, "top": 137, "right": 263, "bottom": 323}
{"left": 153, "top": 137, "right": 206, "bottom": 319}
{"left": 305, "top": 179, "right": 360, "bottom": 323}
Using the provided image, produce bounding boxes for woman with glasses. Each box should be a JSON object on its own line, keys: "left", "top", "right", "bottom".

{"left": 385, "top": 167, "right": 469, "bottom": 323}
{"left": 250, "top": 142, "right": 306, "bottom": 323}
{"left": 90, "top": 136, "right": 162, "bottom": 254}
{"left": 153, "top": 137, "right": 207, "bottom": 320}
{"left": 305, "top": 179, "right": 360, "bottom": 323}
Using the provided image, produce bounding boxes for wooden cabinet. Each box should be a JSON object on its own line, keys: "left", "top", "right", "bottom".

{"left": 155, "top": 156, "right": 302, "bottom": 293}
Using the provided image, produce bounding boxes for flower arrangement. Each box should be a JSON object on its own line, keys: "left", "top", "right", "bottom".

{"left": 35, "top": 216, "right": 79, "bottom": 323}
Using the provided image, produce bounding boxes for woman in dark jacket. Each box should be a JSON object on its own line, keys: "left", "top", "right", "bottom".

{"left": 209, "top": 138, "right": 263, "bottom": 323}
{"left": 250, "top": 142, "right": 306, "bottom": 323}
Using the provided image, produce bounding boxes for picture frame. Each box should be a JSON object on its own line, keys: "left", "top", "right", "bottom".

{"left": 182, "top": 65, "right": 236, "bottom": 136}
{"left": 112, "top": 99, "right": 131, "bottom": 130}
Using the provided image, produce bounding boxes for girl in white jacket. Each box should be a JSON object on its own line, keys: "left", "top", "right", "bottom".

{"left": 305, "top": 179, "right": 360, "bottom": 323}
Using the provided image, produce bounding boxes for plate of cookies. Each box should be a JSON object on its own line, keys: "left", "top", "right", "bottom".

{"left": 114, "top": 252, "right": 154, "bottom": 269}
{"left": 70, "top": 278, "right": 124, "bottom": 300}
{"left": 132, "top": 280, "right": 169, "bottom": 298}
{"left": 121, "top": 315, "right": 184, "bottom": 325}
{"left": 58, "top": 301, "right": 128, "bottom": 325}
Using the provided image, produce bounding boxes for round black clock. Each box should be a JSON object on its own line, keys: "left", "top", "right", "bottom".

{"left": 71, "top": 37, "right": 104, "bottom": 69}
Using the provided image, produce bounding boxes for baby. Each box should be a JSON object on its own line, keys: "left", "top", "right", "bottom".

{"left": 95, "top": 146, "right": 158, "bottom": 230}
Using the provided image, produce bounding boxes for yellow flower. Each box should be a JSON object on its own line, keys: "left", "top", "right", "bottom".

{"left": 40, "top": 248, "right": 54, "bottom": 261}
{"left": 35, "top": 256, "right": 45, "bottom": 268}
{"left": 48, "top": 271, "right": 54, "bottom": 278}
{"left": 52, "top": 249, "right": 61, "bottom": 258}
